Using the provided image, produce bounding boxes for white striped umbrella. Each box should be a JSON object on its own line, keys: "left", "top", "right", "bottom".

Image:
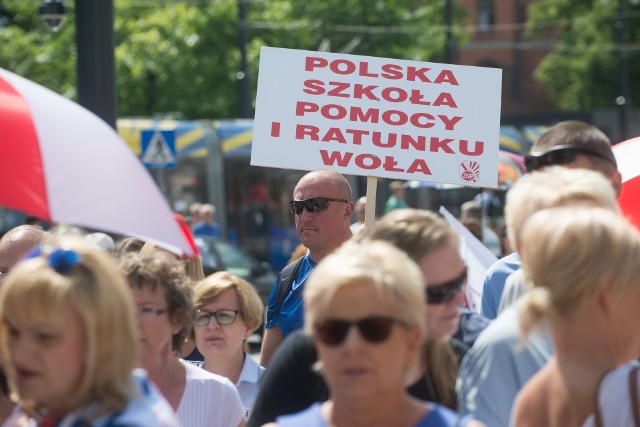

{"left": 0, "top": 67, "right": 194, "bottom": 256}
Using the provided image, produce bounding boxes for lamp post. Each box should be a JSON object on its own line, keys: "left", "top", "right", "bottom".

{"left": 38, "top": 0, "right": 117, "bottom": 130}
{"left": 445, "top": 0, "right": 454, "bottom": 63}
{"left": 237, "top": 0, "right": 252, "bottom": 118}
{"left": 616, "top": 0, "right": 630, "bottom": 141}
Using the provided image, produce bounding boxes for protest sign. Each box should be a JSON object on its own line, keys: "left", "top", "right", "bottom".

{"left": 252, "top": 47, "right": 502, "bottom": 188}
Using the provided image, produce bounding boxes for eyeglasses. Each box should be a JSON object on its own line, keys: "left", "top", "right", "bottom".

{"left": 426, "top": 268, "right": 467, "bottom": 304}
{"left": 193, "top": 308, "right": 241, "bottom": 327}
{"left": 524, "top": 144, "right": 615, "bottom": 173}
{"left": 25, "top": 245, "right": 83, "bottom": 274}
{"left": 289, "top": 197, "right": 349, "bottom": 216}
{"left": 315, "top": 316, "right": 407, "bottom": 346}
{"left": 136, "top": 306, "right": 168, "bottom": 320}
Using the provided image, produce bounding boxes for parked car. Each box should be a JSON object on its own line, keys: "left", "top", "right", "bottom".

{"left": 194, "top": 237, "right": 277, "bottom": 307}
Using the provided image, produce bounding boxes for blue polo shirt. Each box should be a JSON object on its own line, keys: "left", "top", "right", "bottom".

{"left": 265, "top": 254, "right": 316, "bottom": 337}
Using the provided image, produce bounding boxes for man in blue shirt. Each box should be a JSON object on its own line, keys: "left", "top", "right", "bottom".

{"left": 192, "top": 203, "right": 222, "bottom": 239}
{"left": 260, "top": 170, "right": 353, "bottom": 366}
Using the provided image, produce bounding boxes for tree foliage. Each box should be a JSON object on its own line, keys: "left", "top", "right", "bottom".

{"left": 0, "top": 0, "right": 458, "bottom": 119}
{"left": 526, "top": 0, "right": 640, "bottom": 110}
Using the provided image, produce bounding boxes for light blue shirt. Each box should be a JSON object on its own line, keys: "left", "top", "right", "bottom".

{"left": 456, "top": 302, "right": 553, "bottom": 427}
{"left": 480, "top": 252, "right": 521, "bottom": 319}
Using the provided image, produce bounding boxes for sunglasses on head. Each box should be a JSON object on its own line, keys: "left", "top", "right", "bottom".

{"left": 425, "top": 267, "right": 467, "bottom": 304}
{"left": 289, "top": 197, "right": 349, "bottom": 216}
{"left": 315, "top": 316, "right": 407, "bottom": 346}
{"left": 524, "top": 144, "right": 614, "bottom": 173}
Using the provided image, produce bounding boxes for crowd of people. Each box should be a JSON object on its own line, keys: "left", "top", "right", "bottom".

{"left": 0, "top": 120, "right": 638, "bottom": 427}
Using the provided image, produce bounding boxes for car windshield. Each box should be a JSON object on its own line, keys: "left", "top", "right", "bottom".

{"left": 213, "top": 240, "right": 254, "bottom": 277}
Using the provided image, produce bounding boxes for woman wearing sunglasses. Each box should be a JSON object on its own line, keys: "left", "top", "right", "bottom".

{"left": 264, "top": 240, "right": 479, "bottom": 427}
{"left": 191, "top": 271, "right": 265, "bottom": 418}
{"left": 0, "top": 238, "right": 180, "bottom": 426}
{"left": 120, "top": 251, "right": 245, "bottom": 427}
{"left": 248, "top": 209, "right": 476, "bottom": 427}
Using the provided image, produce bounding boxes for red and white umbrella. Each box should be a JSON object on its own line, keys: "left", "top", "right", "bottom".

{"left": 613, "top": 137, "right": 640, "bottom": 230}
{"left": 0, "top": 67, "right": 194, "bottom": 255}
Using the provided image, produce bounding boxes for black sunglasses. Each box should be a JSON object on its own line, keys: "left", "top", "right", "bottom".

{"left": 315, "top": 316, "right": 407, "bottom": 346}
{"left": 524, "top": 144, "right": 614, "bottom": 173}
{"left": 426, "top": 268, "right": 467, "bottom": 304}
{"left": 289, "top": 197, "right": 349, "bottom": 216}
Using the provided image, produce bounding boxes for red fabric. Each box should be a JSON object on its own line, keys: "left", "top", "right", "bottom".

{"left": 173, "top": 213, "right": 199, "bottom": 256}
{"left": 619, "top": 175, "right": 640, "bottom": 230}
{"left": 0, "top": 75, "right": 50, "bottom": 220}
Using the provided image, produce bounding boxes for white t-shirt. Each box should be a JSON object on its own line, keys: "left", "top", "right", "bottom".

{"left": 581, "top": 362, "right": 640, "bottom": 427}
{"left": 177, "top": 359, "right": 244, "bottom": 427}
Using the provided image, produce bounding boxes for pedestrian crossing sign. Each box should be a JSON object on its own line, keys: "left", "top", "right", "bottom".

{"left": 141, "top": 130, "right": 177, "bottom": 169}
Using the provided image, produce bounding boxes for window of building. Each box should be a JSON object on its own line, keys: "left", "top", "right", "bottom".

{"left": 478, "top": 0, "right": 494, "bottom": 32}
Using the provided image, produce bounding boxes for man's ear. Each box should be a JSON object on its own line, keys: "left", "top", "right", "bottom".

{"left": 609, "top": 170, "right": 622, "bottom": 199}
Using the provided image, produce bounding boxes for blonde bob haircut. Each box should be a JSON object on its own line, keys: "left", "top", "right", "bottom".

{"left": 193, "top": 271, "right": 264, "bottom": 332}
{"left": 355, "top": 208, "right": 457, "bottom": 262}
{"left": 0, "top": 238, "right": 138, "bottom": 419}
{"left": 303, "top": 240, "right": 426, "bottom": 340}
{"left": 519, "top": 207, "right": 640, "bottom": 337}
{"left": 505, "top": 166, "right": 618, "bottom": 250}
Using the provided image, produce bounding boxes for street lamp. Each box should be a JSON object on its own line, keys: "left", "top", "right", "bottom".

{"left": 38, "top": 0, "right": 66, "bottom": 32}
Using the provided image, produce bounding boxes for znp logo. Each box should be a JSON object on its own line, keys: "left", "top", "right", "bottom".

{"left": 459, "top": 161, "right": 480, "bottom": 183}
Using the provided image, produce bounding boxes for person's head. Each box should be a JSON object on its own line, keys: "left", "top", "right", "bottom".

{"left": 518, "top": 207, "right": 640, "bottom": 360}
{"left": 114, "top": 237, "right": 145, "bottom": 258}
{"left": 192, "top": 272, "right": 263, "bottom": 360}
{"left": 304, "top": 240, "right": 425, "bottom": 397}
{"left": 388, "top": 181, "right": 406, "bottom": 198}
{"left": 0, "top": 237, "right": 138, "bottom": 419}
{"left": 356, "top": 209, "right": 465, "bottom": 339}
{"left": 119, "top": 251, "right": 193, "bottom": 355}
{"left": 460, "top": 217, "right": 483, "bottom": 241}
{"left": 505, "top": 166, "right": 619, "bottom": 251}
{"left": 354, "top": 196, "right": 367, "bottom": 223}
{"left": 290, "top": 170, "right": 353, "bottom": 259}
{"left": 0, "top": 225, "right": 45, "bottom": 280}
{"left": 460, "top": 201, "right": 482, "bottom": 222}
{"left": 525, "top": 121, "right": 621, "bottom": 196}
{"left": 85, "top": 232, "right": 116, "bottom": 253}
{"left": 189, "top": 202, "right": 202, "bottom": 224}
{"left": 199, "top": 204, "right": 216, "bottom": 225}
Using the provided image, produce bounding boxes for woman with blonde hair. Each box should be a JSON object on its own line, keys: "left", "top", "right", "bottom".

{"left": 192, "top": 271, "right": 265, "bottom": 417}
{"left": 265, "top": 240, "right": 478, "bottom": 426}
{"left": 513, "top": 206, "right": 640, "bottom": 427}
{"left": 0, "top": 237, "right": 179, "bottom": 426}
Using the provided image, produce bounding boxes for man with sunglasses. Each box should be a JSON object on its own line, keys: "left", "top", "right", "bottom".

{"left": 260, "top": 170, "right": 354, "bottom": 367}
{"left": 480, "top": 120, "right": 621, "bottom": 320}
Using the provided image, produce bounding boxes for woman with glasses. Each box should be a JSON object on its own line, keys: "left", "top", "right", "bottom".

{"left": 0, "top": 237, "right": 180, "bottom": 426}
{"left": 120, "top": 251, "right": 245, "bottom": 427}
{"left": 264, "top": 240, "right": 479, "bottom": 427}
{"left": 191, "top": 271, "right": 265, "bottom": 417}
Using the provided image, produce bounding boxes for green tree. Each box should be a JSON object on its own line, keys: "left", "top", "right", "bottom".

{"left": 526, "top": 0, "right": 640, "bottom": 110}
{"left": 1, "top": 0, "right": 457, "bottom": 119}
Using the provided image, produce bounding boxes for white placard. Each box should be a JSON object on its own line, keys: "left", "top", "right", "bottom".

{"left": 252, "top": 47, "right": 502, "bottom": 187}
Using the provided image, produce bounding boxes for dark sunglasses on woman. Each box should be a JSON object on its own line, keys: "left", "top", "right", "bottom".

{"left": 315, "top": 316, "right": 408, "bottom": 346}
{"left": 425, "top": 267, "right": 467, "bottom": 304}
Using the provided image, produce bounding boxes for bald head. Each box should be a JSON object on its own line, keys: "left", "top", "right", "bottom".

{"left": 0, "top": 225, "right": 46, "bottom": 275}
{"left": 295, "top": 170, "right": 352, "bottom": 202}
